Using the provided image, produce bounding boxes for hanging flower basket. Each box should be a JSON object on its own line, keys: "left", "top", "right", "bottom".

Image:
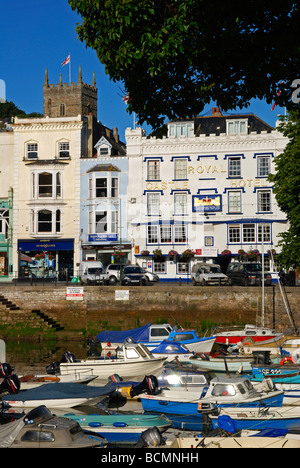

{"left": 35, "top": 252, "right": 45, "bottom": 261}
{"left": 267, "top": 249, "right": 277, "bottom": 257}
{"left": 168, "top": 250, "right": 178, "bottom": 260}
{"left": 140, "top": 250, "right": 150, "bottom": 256}
{"left": 247, "top": 249, "right": 260, "bottom": 261}
{"left": 48, "top": 252, "right": 54, "bottom": 261}
{"left": 153, "top": 249, "right": 162, "bottom": 258}
{"left": 238, "top": 249, "right": 247, "bottom": 260}
{"left": 113, "top": 250, "right": 126, "bottom": 258}
{"left": 221, "top": 249, "right": 232, "bottom": 257}
{"left": 181, "top": 249, "right": 195, "bottom": 259}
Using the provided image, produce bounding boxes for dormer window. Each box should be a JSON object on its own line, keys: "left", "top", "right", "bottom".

{"left": 94, "top": 137, "right": 112, "bottom": 157}
{"left": 58, "top": 142, "right": 70, "bottom": 159}
{"left": 168, "top": 122, "right": 194, "bottom": 138}
{"left": 27, "top": 143, "right": 38, "bottom": 160}
{"left": 226, "top": 119, "right": 248, "bottom": 136}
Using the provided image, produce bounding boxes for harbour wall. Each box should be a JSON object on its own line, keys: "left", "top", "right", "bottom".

{"left": 0, "top": 284, "right": 299, "bottom": 340}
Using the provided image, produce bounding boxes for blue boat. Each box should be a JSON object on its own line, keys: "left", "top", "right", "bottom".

{"left": 141, "top": 375, "right": 284, "bottom": 431}
{"left": 210, "top": 406, "right": 300, "bottom": 432}
{"left": 96, "top": 323, "right": 216, "bottom": 354}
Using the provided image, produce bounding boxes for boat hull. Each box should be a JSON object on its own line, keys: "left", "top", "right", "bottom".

{"left": 190, "top": 357, "right": 253, "bottom": 373}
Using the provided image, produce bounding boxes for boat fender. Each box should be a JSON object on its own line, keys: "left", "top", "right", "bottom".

{"left": 280, "top": 357, "right": 296, "bottom": 365}
{"left": 88, "top": 422, "right": 102, "bottom": 428}
{"left": 113, "top": 422, "right": 127, "bottom": 428}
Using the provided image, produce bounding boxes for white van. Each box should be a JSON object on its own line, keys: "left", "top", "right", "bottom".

{"left": 79, "top": 261, "right": 108, "bottom": 285}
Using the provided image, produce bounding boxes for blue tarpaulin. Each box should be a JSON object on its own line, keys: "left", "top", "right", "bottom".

{"left": 96, "top": 324, "right": 152, "bottom": 344}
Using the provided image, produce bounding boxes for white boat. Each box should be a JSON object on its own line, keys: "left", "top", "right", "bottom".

{"left": 59, "top": 343, "right": 167, "bottom": 380}
{"left": 19, "top": 371, "right": 97, "bottom": 389}
{"left": 169, "top": 435, "right": 300, "bottom": 449}
{"left": 189, "top": 355, "right": 253, "bottom": 373}
{"left": 214, "top": 324, "right": 284, "bottom": 346}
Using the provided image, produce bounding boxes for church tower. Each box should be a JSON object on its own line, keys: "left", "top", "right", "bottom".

{"left": 43, "top": 66, "right": 97, "bottom": 118}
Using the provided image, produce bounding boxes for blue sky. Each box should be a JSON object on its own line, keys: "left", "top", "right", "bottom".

{"left": 0, "top": 0, "right": 285, "bottom": 140}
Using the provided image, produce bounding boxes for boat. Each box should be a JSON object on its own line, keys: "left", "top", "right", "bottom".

{"left": 96, "top": 323, "right": 216, "bottom": 354}
{"left": 0, "top": 405, "right": 107, "bottom": 448}
{"left": 63, "top": 412, "right": 171, "bottom": 446}
{"left": 169, "top": 434, "right": 300, "bottom": 449}
{"left": 19, "top": 372, "right": 97, "bottom": 389}
{"left": 2, "top": 381, "right": 119, "bottom": 409}
{"left": 141, "top": 375, "right": 284, "bottom": 431}
{"left": 210, "top": 406, "right": 300, "bottom": 432}
{"left": 156, "top": 363, "right": 216, "bottom": 391}
{"left": 150, "top": 340, "right": 194, "bottom": 362}
{"left": 213, "top": 324, "right": 284, "bottom": 346}
{"left": 189, "top": 354, "right": 253, "bottom": 373}
{"left": 57, "top": 343, "right": 167, "bottom": 380}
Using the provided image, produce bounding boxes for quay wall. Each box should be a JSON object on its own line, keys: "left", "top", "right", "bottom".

{"left": 0, "top": 284, "right": 299, "bottom": 339}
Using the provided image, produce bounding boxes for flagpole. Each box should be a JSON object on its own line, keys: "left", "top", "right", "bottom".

{"left": 69, "top": 53, "right": 71, "bottom": 85}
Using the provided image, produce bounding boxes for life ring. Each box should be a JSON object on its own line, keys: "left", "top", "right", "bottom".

{"left": 280, "top": 356, "right": 296, "bottom": 365}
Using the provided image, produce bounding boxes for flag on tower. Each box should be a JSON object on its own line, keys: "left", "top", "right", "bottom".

{"left": 62, "top": 54, "right": 70, "bottom": 66}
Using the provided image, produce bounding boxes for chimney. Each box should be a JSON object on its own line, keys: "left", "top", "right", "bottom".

{"left": 212, "top": 107, "right": 222, "bottom": 116}
{"left": 114, "top": 127, "right": 119, "bottom": 143}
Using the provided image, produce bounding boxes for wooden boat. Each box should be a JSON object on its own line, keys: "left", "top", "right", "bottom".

{"left": 214, "top": 324, "right": 284, "bottom": 346}
{"left": 210, "top": 406, "right": 300, "bottom": 432}
{"left": 19, "top": 372, "right": 97, "bottom": 389}
{"left": 63, "top": 413, "right": 171, "bottom": 445}
{"left": 2, "top": 381, "right": 119, "bottom": 409}
{"left": 169, "top": 434, "right": 300, "bottom": 448}
{"left": 0, "top": 405, "right": 107, "bottom": 448}
{"left": 58, "top": 343, "right": 167, "bottom": 380}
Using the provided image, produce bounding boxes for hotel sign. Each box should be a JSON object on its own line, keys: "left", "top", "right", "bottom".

{"left": 192, "top": 194, "right": 222, "bottom": 212}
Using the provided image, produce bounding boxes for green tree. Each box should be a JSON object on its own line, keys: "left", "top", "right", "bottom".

{"left": 0, "top": 101, "right": 42, "bottom": 120}
{"left": 268, "top": 110, "right": 300, "bottom": 268}
{"left": 68, "top": 0, "right": 300, "bottom": 130}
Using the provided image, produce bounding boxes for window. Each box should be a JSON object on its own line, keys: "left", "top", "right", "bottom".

{"left": 147, "top": 225, "right": 158, "bottom": 244}
{"left": 100, "top": 147, "right": 109, "bottom": 155}
{"left": 257, "top": 155, "right": 271, "bottom": 177}
{"left": 178, "top": 262, "right": 189, "bottom": 274}
{"left": 60, "top": 103, "right": 66, "bottom": 116}
{"left": 27, "top": 143, "right": 38, "bottom": 160}
{"left": 154, "top": 261, "right": 166, "bottom": 273}
{"left": 160, "top": 225, "right": 172, "bottom": 243}
{"left": 32, "top": 172, "right": 61, "bottom": 199}
{"left": 58, "top": 142, "right": 70, "bottom": 159}
{"left": 228, "top": 157, "right": 241, "bottom": 177}
{"left": 227, "top": 120, "right": 247, "bottom": 136}
{"left": 174, "top": 225, "right": 186, "bottom": 243}
{"left": 21, "top": 430, "right": 55, "bottom": 443}
{"left": 228, "top": 190, "right": 241, "bottom": 213}
{"left": 0, "top": 209, "right": 9, "bottom": 238}
{"left": 228, "top": 225, "right": 241, "bottom": 243}
{"left": 168, "top": 122, "right": 194, "bottom": 138}
{"left": 258, "top": 224, "right": 271, "bottom": 242}
{"left": 95, "top": 178, "right": 107, "bottom": 198}
{"left": 258, "top": 190, "right": 271, "bottom": 212}
{"left": 111, "top": 211, "right": 118, "bottom": 234}
{"left": 95, "top": 212, "right": 107, "bottom": 233}
{"left": 174, "top": 159, "right": 187, "bottom": 179}
{"left": 147, "top": 192, "right": 160, "bottom": 215}
{"left": 35, "top": 209, "right": 61, "bottom": 234}
{"left": 243, "top": 224, "right": 255, "bottom": 243}
{"left": 174, "top": 192, "right": 187, "bottom": 215}
{"left": 147, "top": 160, "right": 160, "bottom": 180}
{"left": 111, "top": 178, "right": 118, "bottom": 198}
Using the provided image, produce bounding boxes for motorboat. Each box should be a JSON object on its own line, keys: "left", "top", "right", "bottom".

{"left": 2, "top": 381, "right": 119, "bottom": 409}
{"left": 210, "top": 406, "right": 300, "bottom": 432}
{"left": 168, "top": 434, "right": 300, "bottom": 449}
{"left": 141, "top": 375, "right": 284, "bottom": 431}
{"left": 150, "top": 340, "right": 194, "bottom": 362}
{"left": 96, "top": 323, "right": 216, "bottom": 354}
{"left": 63, "top": 412, "right": 171, "bottom": 446}
{"left": 56, "top": 343, "right": 167, "bottom": 380}
{"left": 0, "top": 405, "right": 107, "bottom": 448}
{"left": 156, "top": 363, "right": 216, "bottom": 391}
{"left": 189, "top": 353, "right": 253, "bottom": 373}
{"left": 213, "top": 324, "right": 284, "bottom": 346}
{"left": 19, "top": 372, "right": 97, "bottom": 389}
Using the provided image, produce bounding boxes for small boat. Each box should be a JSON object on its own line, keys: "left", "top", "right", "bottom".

{"left": 189, "top": 354, "right": 253, "bottom": 373}
{"left": 169, "top": 434, "right": 300, "bottom": 449}
{"left": 97, "top": 323, "right": 216, "bottom": 354}
{"left": 19, "top": 372, "right": 97, "bottom": 389}
{"left": 150, "top": 340, "right": 194, "bottom": 362}
{"left": 141, "top": 375, "right": 284, "bottom": 431}
{"left": 63, "top": 413, "right": 171, "bottom": 445}
{"left": 57, "top": 343, "right": 167, "bottom": 380}
{"left": 210, "top": 406, "right": 300, "bottom": 432}
{"left": 0, "top": 405, "right": 107, "bottom": 448}
{"left": 2, "top": 382, "right": 119, "bottom": 409}
{"left": 213, "top": 324, "right": 284, "bottom": 346}
{"left": 156, "top": 363, "right": 216, "bottom": 391}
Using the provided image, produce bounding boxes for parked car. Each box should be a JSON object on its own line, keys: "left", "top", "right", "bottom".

{"left": 191, "top": 262, "right": 229, "bottom": 286}
{"left": 79, "top": 261, "right": 108, "bottom": 285}
{"left": 105, "top": 264, "right": 122, "bottom": 284}
{"left": 142, "top": 269, "right": 160, "bottom": 283}
{"left": 226, "top": 262, "right": 272, "bottom": 286}
{"left": 121, "top": 266, "right": 147, "bottom": 285}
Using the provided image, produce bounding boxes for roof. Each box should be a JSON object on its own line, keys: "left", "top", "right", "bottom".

{"left": 86, "top": 164, "right": 121, "bottom": 173}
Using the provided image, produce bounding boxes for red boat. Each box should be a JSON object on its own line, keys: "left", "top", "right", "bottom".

{"left": 214, "top": 324, "right": 284, "bottom": 346}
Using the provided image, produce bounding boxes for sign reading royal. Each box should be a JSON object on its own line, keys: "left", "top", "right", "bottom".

{"left": 192, "top": 194, "right": 222, "bottom": 212}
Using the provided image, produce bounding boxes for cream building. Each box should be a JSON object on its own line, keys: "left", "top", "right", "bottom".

{"left": 126, "top": 108, "right": 288, "bottom": 282}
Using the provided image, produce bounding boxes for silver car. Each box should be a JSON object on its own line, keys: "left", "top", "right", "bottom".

{"left": 192, "top": 263, "right": 229, "bottom": 286}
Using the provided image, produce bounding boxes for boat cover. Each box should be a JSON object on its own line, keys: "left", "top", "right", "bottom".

{"left": 96, "top": 323, "right": 152, "bottom": 344}
{"left": 2, "top": 382, "right": 116, "bottom": 402}
{"left": 0, "top": 418, "right": 25, "bottom": 448}
{"left": 151, "top": 340, "right": 188, "bottom": 354}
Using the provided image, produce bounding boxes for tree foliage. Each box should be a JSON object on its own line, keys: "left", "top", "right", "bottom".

{"left": 0, "top": 101, "right": 42, "bottom": 120}
{"left": 68, "top": 0, "right": 300, "bottom": 129}
{"left": 268, "top": 110, "right": 300, "bottom": 268}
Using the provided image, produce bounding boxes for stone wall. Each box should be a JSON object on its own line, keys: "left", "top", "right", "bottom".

{"left": 0, "top": 284, "right": 299, "bottom": 339}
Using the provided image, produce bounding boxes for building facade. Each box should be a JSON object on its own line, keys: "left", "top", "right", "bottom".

{"left": 126, "top": 108, "right": 288, "bottom": 282}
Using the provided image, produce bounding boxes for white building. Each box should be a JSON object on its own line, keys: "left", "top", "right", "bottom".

{"left": 126, "top": 108, "right": 288, "bottom": 282}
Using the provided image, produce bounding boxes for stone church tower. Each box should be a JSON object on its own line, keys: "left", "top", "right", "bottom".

{"left": 43, "top": 66, "right": 97, "bottom": 118}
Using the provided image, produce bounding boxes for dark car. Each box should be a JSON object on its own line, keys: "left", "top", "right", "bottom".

{"left": 226, "top": 262, "right": 272, "bottom": 286}
{"left": 121, "top": 266, "right": 147, "bottom": 285}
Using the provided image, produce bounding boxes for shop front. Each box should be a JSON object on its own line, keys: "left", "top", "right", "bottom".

{"left": 18, "top": 238, "right": 74, "bottom": 281}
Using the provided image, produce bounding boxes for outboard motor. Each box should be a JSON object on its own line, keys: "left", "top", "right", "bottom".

{"left": 0, "top": 363, "right": 13, "bottom": 378}
{"left": 0, "top": 374, "right": 20, "bottom": 394}
{"left": 130, "top": 375, "right": 158, "bottom": 398}
{"left": 60, "top": 351, "right": 77, "bottom": 363}
{"left": 46, "top": 361, "right": 60, "bottom": 375}
{"left": 135, "top": 427, "right": 165, "bottom": 448}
